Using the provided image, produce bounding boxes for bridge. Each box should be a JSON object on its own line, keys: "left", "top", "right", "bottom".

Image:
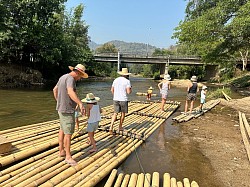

{"left": 94, "top": 53, "right": 217, "bottom": 80}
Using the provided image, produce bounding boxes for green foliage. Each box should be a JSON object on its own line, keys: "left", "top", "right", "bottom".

{"left": 95, "top": 43, "right": 118, "bottom": 53}
{"left": 207, "top": 87, "right": 231, "bottom": 99}
{"left": 168, "top": 65, "right": 205, "bottom": 80}
{"left": 153, "top": 72, "right": 160, "bottom": 80}
{"left": 0, "top": 1, "right": 93, "bottom": 81}
{"left": 173, "top": 0, "right": 250, "bottom": 70}
{"left": 227, "top": 73, "right": 250, "bottom": 88}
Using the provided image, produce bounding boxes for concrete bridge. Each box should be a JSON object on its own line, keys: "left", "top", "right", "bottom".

{"left": 94, "top": 53, "right": 217, "bottom": 80}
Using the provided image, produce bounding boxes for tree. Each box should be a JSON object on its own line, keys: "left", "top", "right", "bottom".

{"left": 95, "top": 43, "right": 118, "bottom": 54}
{"left": 173, "top": 0, "right": 249, "bottom": 72}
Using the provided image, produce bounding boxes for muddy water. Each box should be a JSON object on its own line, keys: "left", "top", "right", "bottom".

{"left": 0, "top": 77, "right": 242, "bottom": 186}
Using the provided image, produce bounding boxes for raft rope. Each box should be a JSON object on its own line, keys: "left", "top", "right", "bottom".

{"left": 131, "top": 136, "right": 152, "bottom": 187}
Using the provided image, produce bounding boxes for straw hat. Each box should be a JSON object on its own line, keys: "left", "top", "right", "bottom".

{"left": 81, "top": 93, "right": 100, "bottom": 103}
{"left": 202, "top": 85, "right": 207, "bottom": 90}
{"left": 164, "top": 74, "right": 171, "bottom": 80}
{"left": 191, "top": 75, "right": 197, "bottom": 82}
{"left": 118, "top": 68, "right": 131, "bottom": 75}
{"left": 148, "top": 86, "right": 153, "bottom": 90}
{"left": 68, "top": 64, "right": 88, "bottom": 78}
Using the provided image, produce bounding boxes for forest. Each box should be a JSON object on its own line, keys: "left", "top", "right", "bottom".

{"left": 0, "top": 0, "right": 249, "bottom": 87}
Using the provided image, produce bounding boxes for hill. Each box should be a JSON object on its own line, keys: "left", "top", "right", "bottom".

{"left": 89, "top": 40, "right": 157, "bottom": 55}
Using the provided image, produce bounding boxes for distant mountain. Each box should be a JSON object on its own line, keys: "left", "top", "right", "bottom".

{"left": 88, "top": 40, "right": 157, "bottom": 55}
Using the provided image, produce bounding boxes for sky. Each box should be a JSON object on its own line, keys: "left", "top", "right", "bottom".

{"left": 65, "top": 0, "right": 188, "bottom": 49}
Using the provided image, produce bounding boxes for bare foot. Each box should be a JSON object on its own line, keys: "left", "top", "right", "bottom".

{"left": 89, "top": 148, "right": 98, "bottom": 153}
{"left": 59, "top": 150, "right": 66, "bottom": 157}
{"left": 64, "top": 158, "right": 77, "bottom": 166}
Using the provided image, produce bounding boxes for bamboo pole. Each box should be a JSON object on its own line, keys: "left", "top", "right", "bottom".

{"left": 144, "top": 173, "right": 151, "bottom": 187}
{"left": 136, "top": 173, "right": 144, "bottom": 187}
{"left": 104, "top": 169, "right": 118, "bottom": 187}
{"left": 128, "top": 173, "right": 138, "bottom": 187}
{"left": 183, "top": 178, "right": 191, "bottom": 187}
{"left": 191, "top": 181, "right": 199, "bottom": 187}
{"left": 121, "top": 174, "right": 130, "bottom": 187}
{"left": 163, "top": 173, "right": 170, "bottom": 187}
{"left": 171, "top": 178, "right": 177, "bottom": 187}
{"left": 177, "top": 181, "right": 184, "bottom": 187}
{"left": 114, "top": 173, "right": 124, "bottom": 187}
{"left": 151, "top": 172, "right": 159, "bottom": 187}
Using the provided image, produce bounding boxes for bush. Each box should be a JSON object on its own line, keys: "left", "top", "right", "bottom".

{"left": 207, "top": 87, "right": 231, "bottom": 99}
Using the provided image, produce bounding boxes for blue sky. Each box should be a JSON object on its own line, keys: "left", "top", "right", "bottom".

{"left": 65, "top": 0, "right": 187, "bottom": 49}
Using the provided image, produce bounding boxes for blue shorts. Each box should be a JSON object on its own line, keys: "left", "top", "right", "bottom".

{"left": 87, "top": 121, "right": 99, "bottom": 132}
{"left": 200, "top": 98, "right": 206, "bottom": 104}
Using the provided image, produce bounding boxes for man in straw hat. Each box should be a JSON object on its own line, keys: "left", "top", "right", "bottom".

{"left": 109, "top": 68, "right": 132, "bottom": 135}
{"left": 183, "top": 75, "right": 199, "bottom": 115}
{"left": 53, "top": 64, "right": 88, "bottom": 166}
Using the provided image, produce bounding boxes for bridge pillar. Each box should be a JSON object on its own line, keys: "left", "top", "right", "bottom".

{"left": 117, "top": 51, "right": 120, "bottom": 72}
{"left": 160, "top": 64, "right": 165, "bottom": 78}
{"left": 204, "top": 65, "right": 217, "bottom": 80}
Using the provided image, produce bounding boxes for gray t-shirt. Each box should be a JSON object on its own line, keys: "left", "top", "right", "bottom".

{"left": 56, "top": 74, "right": 76, "bottom": 113}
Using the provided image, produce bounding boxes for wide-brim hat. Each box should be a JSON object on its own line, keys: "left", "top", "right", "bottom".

{"left": 118, "top": 68, "right": 131, "bottom": 75}
{"left": 191, "top": 75, "right": 197, "bottom": 82}
{"left": 69, "top": 64, "right": 88, "bottom": 78}
{"left": 164, "top": 74, "right": 171, "bottom": 80}
{"left": 148, "top": 86, "right": 153, "bottom": 90}
{"left": 81, "top": 93, "right": 100, "bottom": 103}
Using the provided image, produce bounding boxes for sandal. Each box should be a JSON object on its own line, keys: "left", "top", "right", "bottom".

{"left": 89, "top": 149, "right": 98, "bottom": 153}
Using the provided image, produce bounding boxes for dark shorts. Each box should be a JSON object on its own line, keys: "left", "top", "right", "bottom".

{"left": 113, "top": 100, "right": 128, "bottom": 113}
{"left": 186, "top": 93, "right": 197, "bottom": 101}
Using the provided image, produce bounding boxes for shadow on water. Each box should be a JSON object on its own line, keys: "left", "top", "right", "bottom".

{"left": 0, "top": 77, "right": 242, "bottom": 186}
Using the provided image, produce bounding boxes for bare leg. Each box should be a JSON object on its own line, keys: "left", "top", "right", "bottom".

{"left": 184, "top": 100, "right": 189, "bottom": 113}
{"left": 58, "top": 129, "right": 65, "bottom": 156}
{"left": 110, "top": 113, "right": 117, "bottom": 134}
{"left": 88, "top": 132, "right": 97, "bottom": 151}
{"left": 161, "top": 98, "right": 166, "bottom": 111}
{"left": 190, "top": 100, "right": 194, "bottom": 113}
{"left": 119, "top": 112, "right": 125, "bottom": 130}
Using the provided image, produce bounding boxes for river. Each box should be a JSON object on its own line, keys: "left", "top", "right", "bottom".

{"left": 0, "top": 77, "right": 241, "bottom": 186}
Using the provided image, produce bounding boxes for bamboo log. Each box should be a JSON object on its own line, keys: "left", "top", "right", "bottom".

{"left": 177, "top": 181, "right": 184, "bottom": 187}
{"left": 128, "top": 173, "right": 138, "bottom": 187}
{"left": 114, "top": 173, "right": 124, "bottom": 187}
{"left": 136, "top": 173, "right": 144, "bottom": 187}
{"left": 151, "top": 172, "right": 159, "bottom": 187}
{"left": 144, "top": 173, "right": 151, "bottom": 187}
{"left": 191, "top": 181, "right": 199, "bottom": 187}
{"left": 238, "top": 111, "right": 250, "bottom": 162}
{"left": 163, "top": 173, "right": 170, "bottom": 187}
{"left": 183, "top": 178, "right": 191, "bottom": 187}
{"left": 104, "top": 169, "right": 118, "bottom": 187}
{"left": 121, "top": 174, "right": 130, "bottom": 187}
{"left": 171, "top": 178, "right": 177, "bottom": 187}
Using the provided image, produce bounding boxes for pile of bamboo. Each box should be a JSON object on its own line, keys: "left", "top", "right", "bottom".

{"left": 104, "top": 169, "right": 199, "bottom": 187}
{"left": 238, "top": 111, "right": 250, "bottom": 162}
{"left": 172, "top": 100, "right": 220, "bottom": 123}
{"left": 222, "top": 91, "right": 232, "bottom": 101}
{"left": 0, "top": 101, "right": 177, "bottom": 187}
{"left": 136, "top": 92, "right": 157, "bottom": 97}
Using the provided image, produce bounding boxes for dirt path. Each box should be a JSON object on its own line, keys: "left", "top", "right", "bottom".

{"left": 181, "top": 98, "right": 250, "bottom": 187}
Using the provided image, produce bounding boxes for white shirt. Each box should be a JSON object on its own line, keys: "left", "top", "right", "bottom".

{"left": 112, "top": 77, "right": 131, "bottom": 101}
{"left": 201, "top": 90, "right": 206, "bottom": 99}
{"left": 88, "top": 105, "right": 101, "bottom": 123}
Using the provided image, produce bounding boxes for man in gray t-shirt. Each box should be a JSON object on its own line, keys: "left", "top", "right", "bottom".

{"left": 53, "top": 64, "right": 88, "bottom": 166}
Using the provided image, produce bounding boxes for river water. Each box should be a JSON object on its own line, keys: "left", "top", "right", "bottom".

{"left": 0, "top": 77, "right": 241, "bottom": 186}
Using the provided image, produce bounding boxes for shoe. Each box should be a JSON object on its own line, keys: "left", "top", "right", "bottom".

{"left": 64, "top": 159, "right": 77, "bottom": 166}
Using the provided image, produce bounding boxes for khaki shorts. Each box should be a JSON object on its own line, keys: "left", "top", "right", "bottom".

{"left": 113, "top": 101, "right": 128, "bottom": 113}
{"left": 58, "top": 112, "right": 75, "bottom": 134}
{"left": 186, "top": 93, "right": 197, "bottom": 101}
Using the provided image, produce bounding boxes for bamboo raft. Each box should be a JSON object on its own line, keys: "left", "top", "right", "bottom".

{"left": 238, "top": 111, "right": 250, "bottom": 162}
{"left": 104, "top": 169, "right": 199, "bottom": 187}
{"left": 136, "top": 92, "right": 157, "bottom": 97}
{"left": 172, "top": 100, "right": 220, "bottom": 123}
{"left": 0, "top": 101, "right": 179, "bottom": 187}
